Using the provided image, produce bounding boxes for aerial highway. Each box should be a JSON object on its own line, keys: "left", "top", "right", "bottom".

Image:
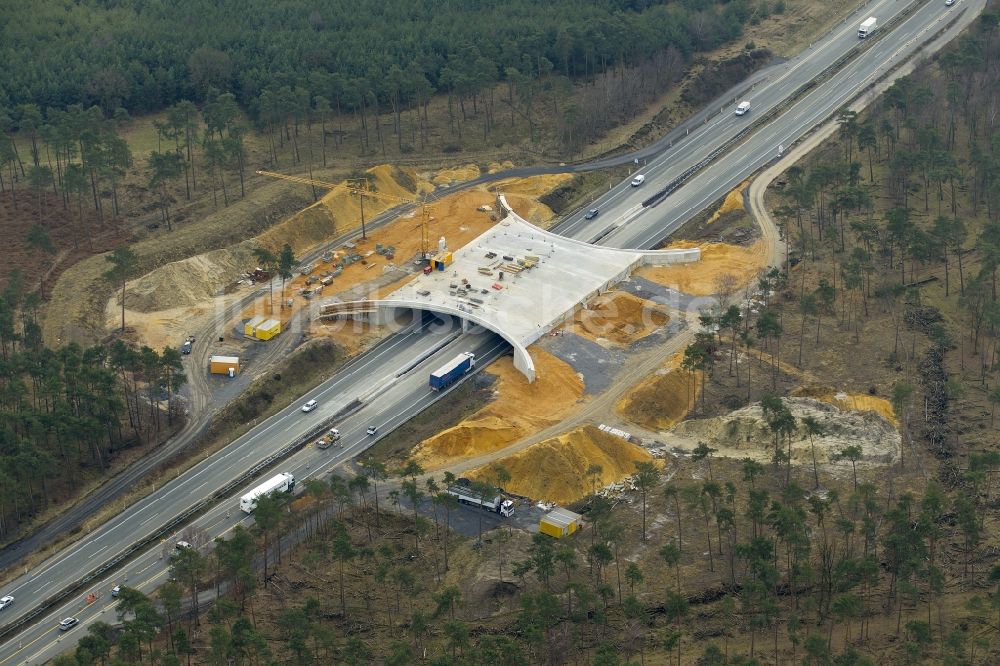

{"left": 0, "top": 0, "right": 982, "bottom": 661}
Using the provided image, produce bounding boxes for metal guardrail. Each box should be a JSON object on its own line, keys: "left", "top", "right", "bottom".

{"left": 0, "top": 412, "right": 342, "bottom": 644}
{"left": 625, "top": 0, "right": 928, "bottom": 245}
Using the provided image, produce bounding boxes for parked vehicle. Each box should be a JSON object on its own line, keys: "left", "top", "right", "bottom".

{"left": 446, "top": 483, "right": 515, "bottom": 517}
{"left": 316, "top": 428, "right": 341, "bottom": 449}
{"left": 429, "top": 352, "right": 476, "bottom": 391}
{"left": 239, "top": 472, "right": 295, "bottom": 514}
{"left": 630, "top": 174, "right": 646, "bottom": 187}
{"left": 858, "top": 16, "right": 877, "bottom": 38}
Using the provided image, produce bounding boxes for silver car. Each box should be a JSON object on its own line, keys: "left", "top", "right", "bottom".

{"left": 59, "top": 617, "right": 79, "bottom": 631}
{"left": 0, "top": 595, "right": 12, "bottom": 610}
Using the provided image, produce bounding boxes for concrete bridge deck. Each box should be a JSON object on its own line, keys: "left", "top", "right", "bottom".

{"left": 319, "top": 195, "right": 699, "bottom": 381}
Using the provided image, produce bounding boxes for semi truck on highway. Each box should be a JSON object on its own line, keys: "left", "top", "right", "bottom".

{"left": 429, "top": 352, "right": 476, "bottom": 390}
{"left": 446, "top": 482, "right": 515, "bottom": 517}
{"left": 858, "top": 16, "right": 877, "bottom": 39}
{"left": 239, "top": 472, "right": 295, "bottom": 513}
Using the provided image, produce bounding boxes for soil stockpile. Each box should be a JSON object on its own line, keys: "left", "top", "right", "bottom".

{"left": 467, "top": 425, "right": 654, "bottom": 505}
{"left": 569, "top": 290, "right": 670, "bottom": 347}
{"left": 617, "top": 351, "right": 699, "bottom": 429}
{"left": 413, "top": 349, "right": 584, "bottom": 469}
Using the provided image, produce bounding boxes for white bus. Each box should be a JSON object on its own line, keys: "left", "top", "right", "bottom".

{"left": 239, "top": 472, "right": 295, "bottom": 514}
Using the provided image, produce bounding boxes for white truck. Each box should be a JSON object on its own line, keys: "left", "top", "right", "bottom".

{"left": 446, "top": 483, "right": 515, "bottom": 517}
{"left": 858, "top": 17, "right": 877, "bottom": 39}
{"left": 239, "top": 472, "right": 295, "bottom": 513}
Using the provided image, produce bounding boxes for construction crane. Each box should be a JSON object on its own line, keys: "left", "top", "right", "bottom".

{"left": 255, "top": 170, "right": 432, "bottom": 258}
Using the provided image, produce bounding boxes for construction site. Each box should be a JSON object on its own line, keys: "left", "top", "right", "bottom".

{"left": 79, "top": 158, "right": 906, "bottom": 510}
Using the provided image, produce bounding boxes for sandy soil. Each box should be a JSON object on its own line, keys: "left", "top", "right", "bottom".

{"left": 638, "top": 239, "right": 767, "bottom": 296}
{"left": 430, "top": 164, "right": 481, "bottom": 186}
{"left": 567, "top": 290, "right": 670, "bottom": 347}
{"left": 466, "top": 424, "right": 654, "bottom": 505}
{"left": 616, "top": 350, "right": 700, "bottom": 430}
{"left": 667, "top": 397, "right": 900, "bottom": 468}
{"left": 791, "top": 385, "right": 898, "bottom": 426}
{"left": 412, "top": 349, "right": 585, "bottom": 470}
{"left": 705, "top": 183, "right": 748, "bottom": 225}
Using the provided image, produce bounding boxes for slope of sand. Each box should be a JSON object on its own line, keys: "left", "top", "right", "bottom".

{"left": 791, "top": 386, "right": 898, "bottom": 426}
{"left": 705, "top": 183, "right": 747, "bottom": 225}
{"left": 616, "top": 350, "right": 700, "bottom": 430}
{"left": 637, "top": 240, "right": 766, "bottom": 296}
{"left": 569, "top": 291, "right": 670, "bottom": 347}
{"left": 467, "top": 425, "right": 654, "bottom": 505}
{"left": 432, "top": 164, "right": 480, "bottom": 185}
{"left": 413, "top": 349, "right": 584, "bottom": 469}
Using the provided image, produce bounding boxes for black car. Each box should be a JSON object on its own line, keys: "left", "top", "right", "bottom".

{"left": 584, "top": 208, "right": 599, "bottom": 219}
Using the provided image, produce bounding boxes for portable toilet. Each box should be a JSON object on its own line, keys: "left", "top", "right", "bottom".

{"left": 210, "top": 355, "right": 240, "bottom": 375}
{"left": 539, "top": 507, "right": 582, "bottom": 539}
{"left": 243, "top": 315, "right": 266, "bottom": 337}
{"left": 255, "top": 319, "right": 281, "bottom": 341}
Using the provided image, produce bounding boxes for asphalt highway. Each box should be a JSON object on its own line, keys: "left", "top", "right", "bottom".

{"left": 0, "top": 0, "right": 981, "bottom": 661}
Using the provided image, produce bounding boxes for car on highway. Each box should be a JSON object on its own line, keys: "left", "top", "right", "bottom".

{"left": 301, "top": 399, "right": 318, "bottom": 413}
{"left": 366, "top": 425, "right": 378, "bottom": 436}
{"left": 59, "top": 617, "right": 79, "bottom": 631}
{"left": 945, "top": 0, "right": 954, "bottom": 5}
{"left": 735, "top": 101, "right": 751, "bottom": 116}
{"left": 175, "top": 540, "right": 192, "bottom": 550}
{"left": 0, "top": 595, "right": 13, "bottom": 610}
{"left": 111, "top": 585, "right": 121, "bottom": 598}
{"left": 630, "top": 175, "right": 645, "bottom": 187}
{"left": 584, "top": 208, "right": 599, "bottom": 219}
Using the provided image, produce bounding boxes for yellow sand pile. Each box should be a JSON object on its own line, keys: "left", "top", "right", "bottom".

{"left": 432, "top": 164, "right": 481, "bottom": 185}
{"left": 569, "top": 291, "right": 670, "bottom": 346}
{"left": 705, "top": 183, "right": 747, "bottom": 225}
{"left": 413, "top": 349, "right": 584, "bottom": 469}
{"left": 791, "top": 386, "right": 898, "bottom": 426}
{"left": 496, "top": 173, "right": 574, "bottom": 197}
{"left": 487, "top": 161, "right": 516, "bottom": 174}
{"left": 466, "top": 425, "right": 654, "bottom": 505}
{"left": 637, "top": 240, "right": 767, "bottom": 296}
{"left": 617, "top": 350, "right": 700, "bottom": 430}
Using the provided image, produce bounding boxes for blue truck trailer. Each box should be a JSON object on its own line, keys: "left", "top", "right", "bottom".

{"left": 429, "top": 352, "right": 476, "bottom": 390}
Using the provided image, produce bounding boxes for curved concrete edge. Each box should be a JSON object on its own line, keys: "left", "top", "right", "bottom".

{"left": 495, "top": 193, "right": 700, "bottom": 264}
{"left": 321, "top": 298, "right": 537, "bottom": 383}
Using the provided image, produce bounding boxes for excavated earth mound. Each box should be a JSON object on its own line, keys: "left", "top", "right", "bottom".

{"left": 467, "top": 425, "right": 653, "bottom": 505}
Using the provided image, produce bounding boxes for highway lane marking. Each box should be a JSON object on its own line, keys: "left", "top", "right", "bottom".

{"left": 33, "top": 581, "right": 52, "bottom": 594}
{"left": 139, "top": 514, "right": 157, "bottom": 526}
{"left": 87, "top": 546, "right": 108, "bottom": 560}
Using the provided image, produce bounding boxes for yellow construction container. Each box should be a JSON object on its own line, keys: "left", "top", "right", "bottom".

{"left": 209, "top": 355, "right": 240, "bottom": 375}
{"left": 539, "top": 507, "right": 581, "bottom": 539}
{"left": 244, "top": 315, "right": 266, "bottom": 337}
{"left": 255, "top": 319, "right": 281, "bottom": 341}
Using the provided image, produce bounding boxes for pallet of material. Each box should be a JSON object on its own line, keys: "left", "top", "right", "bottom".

{"left": 477, "top": 267, "right": 493, "bottom": 275}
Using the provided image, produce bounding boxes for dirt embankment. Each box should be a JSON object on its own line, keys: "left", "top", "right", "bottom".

{"left": 567, "top": 290, "right": 670, "bottom": 347}
{"left": 412, "top": 349, "right": 584, "bottom": 470}
{"left": 638, "top": 239, "right": 767, "bottom": 297}
{"left": 667, "top": 397, "right": 899, "bottom": 468}
{"left": 617, "top": 350, "right": 700, "bottom": 430}
{"left": 466, "top": 425, "right": 654, "bottom": 505}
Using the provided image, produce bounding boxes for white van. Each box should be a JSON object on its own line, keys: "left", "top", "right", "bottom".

{"left": 735, "top": 101, "right": 751, "bottom": 116}
{"left": 630, "top": 174, "right": 646, "bottom": 187}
